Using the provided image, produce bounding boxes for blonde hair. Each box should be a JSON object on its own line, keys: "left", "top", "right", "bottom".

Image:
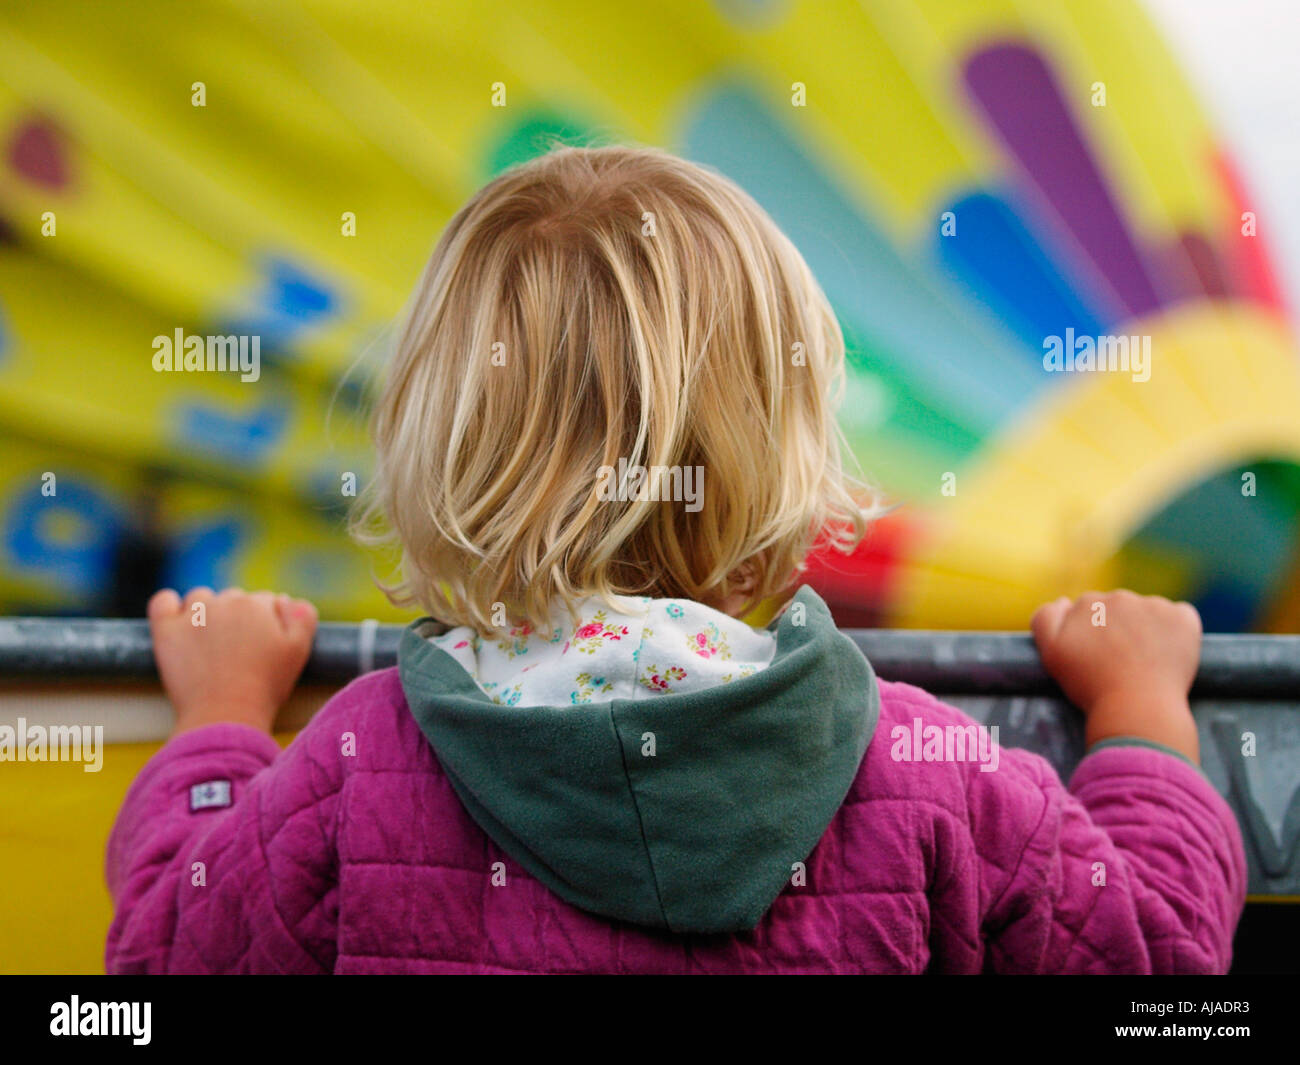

{"left": 353, "top": 144, "right": 880, "bottom": 634}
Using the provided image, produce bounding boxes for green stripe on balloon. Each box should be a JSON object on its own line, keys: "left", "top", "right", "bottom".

{"left": 484, "top": 112, "right": 611, "bottom": 177}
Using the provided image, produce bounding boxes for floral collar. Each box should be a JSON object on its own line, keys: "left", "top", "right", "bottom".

{"left": 428, "top": 595, "right": 778, "bottom": 707}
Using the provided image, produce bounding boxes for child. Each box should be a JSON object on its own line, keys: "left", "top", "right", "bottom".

{"left": 107, "top": 146, "right": 1245, "bottom": 973}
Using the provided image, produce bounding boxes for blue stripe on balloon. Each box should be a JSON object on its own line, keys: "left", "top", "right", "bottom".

{"left": 934, "top": 190, "right": 1114, "bottom": 351}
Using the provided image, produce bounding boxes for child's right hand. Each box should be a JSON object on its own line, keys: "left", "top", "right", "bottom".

{"left": 1031, "top": 590, "right": 1201, "bottom": 763}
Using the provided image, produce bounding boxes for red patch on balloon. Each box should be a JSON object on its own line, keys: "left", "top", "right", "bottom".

{"left": 9, "top": 116, "right": 71, "bottom": 190}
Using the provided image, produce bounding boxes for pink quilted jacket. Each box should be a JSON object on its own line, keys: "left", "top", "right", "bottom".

{"left": 106, "top": 666, "right": 1246, "bottom": 974}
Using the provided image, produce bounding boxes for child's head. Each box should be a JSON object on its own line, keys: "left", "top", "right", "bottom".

{"left": 356, "top": 145, "right": 877, "bottom": 633}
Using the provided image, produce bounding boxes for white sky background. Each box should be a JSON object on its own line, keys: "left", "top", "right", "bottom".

{"left": 1142, "top": 0, "right": 1300, "bottom": 312}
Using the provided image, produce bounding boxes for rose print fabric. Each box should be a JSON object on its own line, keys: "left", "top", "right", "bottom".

{"left": 429, "top": 596, "right": 778, "bottom": 706}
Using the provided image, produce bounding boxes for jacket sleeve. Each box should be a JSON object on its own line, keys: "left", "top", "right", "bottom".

{"left": 105, "top": 718, "right": 344, "bottom": 974}
{"left": 969, "top": 737, "right": 1247, "bottom": 974}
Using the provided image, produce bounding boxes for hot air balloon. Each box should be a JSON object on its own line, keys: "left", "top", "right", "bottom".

{"left": 2, "top": 0, "right": 1298, "bottom": 634}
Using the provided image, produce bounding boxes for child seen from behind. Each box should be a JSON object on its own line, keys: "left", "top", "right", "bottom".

{"left": 108, "top": 146, "right": 1245, "bottom": 974}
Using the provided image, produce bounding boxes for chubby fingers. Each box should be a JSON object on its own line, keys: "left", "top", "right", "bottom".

{"left": 283, "top": 597, "right": 319, "bottom": 638}
{"left": 274, "top": 593, "right": 318, "bottom": 640}
{"left": 1031, "top": 595, "right": 1072, "bottom": 648}
{"left": 1175, "top": 598, "right": 1203, "bottom": 633}
{"left": 147, "top": 588, "right": 183, "bottom": 621}
{"left": 152, "top": 585, "right": 318, "bottom": 638}
{"left": 181, "top": 586, "right": 215, "bottom": 613}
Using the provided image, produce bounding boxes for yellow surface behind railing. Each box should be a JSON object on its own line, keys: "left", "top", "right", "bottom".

{"left": 0, "top": 734, "right": 299, "bottom": 974}
{"left": 1, "top": 742, "right": 159, "bottom": 973}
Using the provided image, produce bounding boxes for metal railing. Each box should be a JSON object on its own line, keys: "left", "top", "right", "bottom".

{"left": 3, "top": 616, "right": 1299, "bottom": 694}
{"left": 2, "top": 617, "right": 1298, "bottom": 899}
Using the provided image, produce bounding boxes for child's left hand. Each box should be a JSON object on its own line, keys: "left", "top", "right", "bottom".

{"left": 148, "top": 587, "right": 318, "bottom": 736}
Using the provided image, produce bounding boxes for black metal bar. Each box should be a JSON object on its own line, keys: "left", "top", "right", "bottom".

{"left": 849, "top": 630, "right": 1300, "bottom": 697}
{"left": 0, "top": 616, "right": 1297, "bottom": 697}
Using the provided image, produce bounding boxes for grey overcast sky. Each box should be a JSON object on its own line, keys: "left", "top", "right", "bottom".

{"left": 1143, "top": 0, "right": 1300, "bottom": 313}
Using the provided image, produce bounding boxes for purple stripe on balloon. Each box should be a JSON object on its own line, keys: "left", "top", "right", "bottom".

{"left": 964, "top": 43, "right": 1162, "bottom": 318}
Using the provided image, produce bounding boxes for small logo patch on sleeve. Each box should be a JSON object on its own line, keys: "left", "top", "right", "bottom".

{"left": 190, "top": 780, "right": 232, "bottom": 811}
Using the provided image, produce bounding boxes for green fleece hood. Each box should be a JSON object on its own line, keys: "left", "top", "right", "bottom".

{"left": 397, "top": 585, "right": 878, "bottom": 933}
